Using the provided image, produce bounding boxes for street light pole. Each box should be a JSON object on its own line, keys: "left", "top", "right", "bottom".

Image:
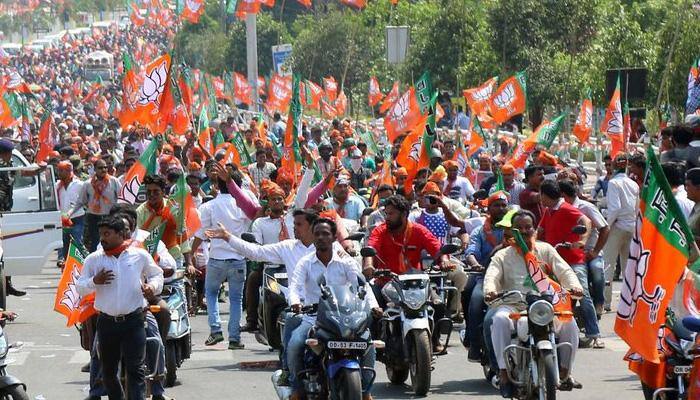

{"left": 246, "top": 13, "right": 259, "bottom": 112}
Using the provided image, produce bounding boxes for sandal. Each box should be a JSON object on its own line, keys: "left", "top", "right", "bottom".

{"left": 559, "top": 376, "right": 583, "bottom": 391}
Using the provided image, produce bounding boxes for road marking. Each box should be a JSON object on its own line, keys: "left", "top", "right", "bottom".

{"left": 68, "top": 350, "right": 90, "bottom": 364}
{"left": 6, "top": 351, "right": 30, "bottom": 366}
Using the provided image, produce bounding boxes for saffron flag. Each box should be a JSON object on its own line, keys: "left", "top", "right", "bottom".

{"left": 281, "top": 75, "right": 303, "bottom": 185}
{"left": 321, "top": 98, "right": 337, "bottom": 119}
{"left": 335, "top": 90, "right": 347, "bottom": 117}
{"left": 54, "top": 242, "right": 96, "bottom": 327}
{"left": 572, "top": 90, "right": 593, "bottom": 145}
{"left": 118, "top": 137, "right": 160, "bottom": 204}
{"left": 35, "top": 108, "right": 55, "bottom": 162}
{"left": 466, "top": 116, "right": 487, "bottom": 157}
{"left": 133, "top": 54, "right": 172, "bottom": 133}
{"left": 488, "top": 71, "right": 527, "bottom": 125}
{"left": 323, "top": 77, "right": 338, "bottom": 101}
{"left": 463, "top": 76, "right": 497, "bottom": 116}
{"left": 509, "top": 114, "right": 566, "bottom": 169}
{"left": 198, "top": 108, "right": 214, "bottom": 155}
{"left": 130, "top": 2, "right": 146, "bottom": 26}
{"left": 513, "top": 230, "right": 573, "bottom": 319}
{"left": 615, "top": 146, "right": 693, "bottom": 363}
{"left": 384, "top": 87, "right": 424, "bottom": 143}
{"left": 236, "top": 0, "right": 261, "bottom": 18}
{"left": 233, "top": 72, "right": 252, "bottom": 105}
{"left": 170, "top": 172, "right": 201, "bottom": 240}
{"left": 379, "top": 81, "right": 399, "bottom": 114}
{"left": 600, "top": 74, "right": 624, "bottom": 157}
{"left": 302, "top": 80, "right": 322, "bottom": 109}
{"left": 180, "top": 0, "right": 205, "bottom": 22}
{"left": 0, "top": 91, "right": 21, "bottom": 128}
{"left": 340, "top": 0, "right": 366, "bottom": 8}
{"left": 396, "top": 118, "right": 432, "bottom": 193}
{"left": 368, "top": 77, "right": 383, "bottom": 107}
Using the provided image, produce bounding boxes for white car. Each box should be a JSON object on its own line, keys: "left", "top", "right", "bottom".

{"left": 0, "top": 150, "right": 61, "bottom": 282}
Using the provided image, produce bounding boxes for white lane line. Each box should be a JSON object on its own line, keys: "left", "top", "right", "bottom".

{"left": 68, "top": 350, "right": 90, "bottom": 364}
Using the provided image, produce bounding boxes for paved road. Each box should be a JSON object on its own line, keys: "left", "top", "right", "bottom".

{"left": 6, "top": 260, "right": 643, "bottom": 400}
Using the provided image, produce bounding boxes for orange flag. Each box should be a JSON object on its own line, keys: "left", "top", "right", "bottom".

{"left": 133, "top": 53, "right": 172, "bottom": 134}
{"left": 615, "top": 147, "right": 693, "bottom": 363}
{"left": 130, "top": 3, "right": 145, "bottom": 26}
{"left": 297, "top": 0, "right": 312, "bottom": 7}
{"left": 212, "top": 77, "right": 228, "bottom": 100}
{"left": 601, "top": 76, "right": 624, "bottom": 157}
{"left": 466, "top": 116, "right": 487, "bottom": 157}
{"left": 323, "top": 77, "right": 338, "bottom": 101}
{"left": 181, "top": 0, "right": 205, "bottom": 23}
{"left": 572, "top": 90, "right": 593, "bottom": 145}
{"left": 35, "top": 109, "right": 54, "bottom": 162}
{"left": 321, "top": 98, "right": 337, "bottom": 119}
{"left": 379, "top": 81, "right": 399, "bottom": 114}
{"left": 368, "top": 77, "right": 383, "bottom": 107}
{"left": 335, "top": 90, "right": 347, "bottom": 116}
{"left": 384, "top": 87, "right": 423, "bottom": 143}
{"left": 266, "top": 74, "right": 292, "bottom": 113}
{"left": 340, "top": 0, "right": 366, "bottom": 8}
{"left": 54, "top": 243, "right": 96, "bottom": 327}
{"left": 463, "top": 76, "right": 497, "bottom": 116}
{"left": 396, "top": 118, "right": 432, "bottom": 192}
{"left": 488, "top": 71, "right": 527, "bottom": 125}
{"left": 233, "top": 72, "right": 252, "bottom": 105}
{"left": 236, "top": 0, "right": 261, "bottom": 19}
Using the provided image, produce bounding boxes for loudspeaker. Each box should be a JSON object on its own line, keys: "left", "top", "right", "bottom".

{"left": 605, "top": 68, "right": 648, "bottom": 102}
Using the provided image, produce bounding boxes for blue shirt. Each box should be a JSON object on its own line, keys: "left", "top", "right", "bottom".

{"left": 325, "top": 195, "right": 366, "bottom": 221}
{"left": 466, "top": 225, "right": 504, "bottom": 267}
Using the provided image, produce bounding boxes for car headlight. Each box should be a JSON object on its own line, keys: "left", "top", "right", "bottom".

{"left": 403, "top": 288, "right": 427, "bottom": 310}
{"left": 529, "top": 300, "right": 554, "bottom": 326}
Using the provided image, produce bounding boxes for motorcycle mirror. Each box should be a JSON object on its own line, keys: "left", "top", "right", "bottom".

{"left": 345, "top": 232, "right": 366, "bottom": 242}
{"left": 440, "top": 243, "right": 461, "bottom": 255}
{"left": 241, "top": 232, "right": 258, "bottom": 243}
{"left": 360, "top": 247, "right": 377, "bottom": 258}
{"left": 571, "top": 225, "right": 587, "bottom": 235}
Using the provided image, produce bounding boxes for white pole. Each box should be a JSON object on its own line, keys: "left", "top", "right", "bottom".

{"left": 245, "top": 14, "right": 259, "bottom": 112}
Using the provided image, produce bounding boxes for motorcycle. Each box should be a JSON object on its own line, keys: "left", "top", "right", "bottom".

{"left": 160, "top": 272, "right": 192, "bottom": 387}
{"left": 361, "top": 243, "right": 459, "bottom": 396}
{"left": 0, "top": 317, "right": 27, "bottom": 399}
{"left": 296, "top": 275, "right": 378, "bottom": 400}
{"left": 490, "top": 290, "right": 580, "bottom": 400}
{"left": 459, "top": 265, "right": 494, "bottom": 383}
{"left": 639, "top": 314, "right": 698, "bottom": 400}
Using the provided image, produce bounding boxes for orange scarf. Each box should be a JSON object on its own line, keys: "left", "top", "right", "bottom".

{"left": 89, "top": 175, "right": 111, "bottom": 214}
{"left": 104, "top": 240, "right": 133, "bottom": 258}
{"left": 389, "top": 222, "right": 414, "bottom": 273}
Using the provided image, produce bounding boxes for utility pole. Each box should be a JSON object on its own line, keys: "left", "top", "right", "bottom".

{"left": 246, "top": 13, "right": 259, "bottom": 112}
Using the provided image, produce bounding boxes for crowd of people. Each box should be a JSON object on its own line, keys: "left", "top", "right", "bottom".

{"left": 3, "top": 17, "right": 700, "bottom": 400}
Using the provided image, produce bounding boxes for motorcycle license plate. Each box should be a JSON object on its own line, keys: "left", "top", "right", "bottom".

{"left": 274, "top": 273, "right": 288, "bottom": 279}
{"left": 674, "top": 365, "right": 692, "bottom": 374}
{"left": 327, "top": 341, "right": 367, "bottom": 350}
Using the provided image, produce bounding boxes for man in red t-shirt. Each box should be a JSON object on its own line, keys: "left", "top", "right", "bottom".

{"left": 538, "top": 180, "right": 602, "bottom": 347}
{"left": 364, "top": 195, "right": 442, "bottom": 277}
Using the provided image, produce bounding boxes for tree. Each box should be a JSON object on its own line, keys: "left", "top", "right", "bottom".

{"left": 224, "top": 13, "right": 292, "bottom": 77}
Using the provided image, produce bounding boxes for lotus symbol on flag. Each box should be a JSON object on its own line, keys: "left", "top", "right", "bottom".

{"left": 617, "top": 214, "right": 665, "bottom": 324}
{"left": 125, "top": 80, "right": 139, "bottom": 109}
{"left": 59, "top": 268, "right": 81, "bottom": 311}
{"left": 186, "top": 0, "right": 202, "bottom": 12}
{"left": 606, "top": 110, "right": 623, "bottom": 135}
{"left": 471, "top": 85, "right": 493, "bottom": 102}
{"left": 138, "top": 61, "right": 168, "bottom": 107}
{"left": 390, "top": 92, "right": 411, "bottom": 122}
{"left": 408, "top": 137, "right": 422, "bottom": 163}
{"left": 119, "top": 175, "right": 142, "bottom": 204}
{"left": 493, "top": 83, "right": 515, "bottom": 111}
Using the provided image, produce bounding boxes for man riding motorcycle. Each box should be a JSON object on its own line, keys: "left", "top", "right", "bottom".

{"left": 462, "top": 191, "right": 509, "bottom": 363}
{"left": 484, "top": 210, "right": 584, "bottom": 398}
{"left": 288, "top": 218, "right": 381, "bottom": 400}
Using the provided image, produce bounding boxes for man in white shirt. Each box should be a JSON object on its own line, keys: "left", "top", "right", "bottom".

{"left": 56, "top": 161, "right": 85, "bottom": 264}
{"left": 602, "top": 155, "right": 639, "bottom": 310}
{"left": 192, "top": 178, "right": 251, "bottom": 349}
{"left": 287, "top": 218, "right": 380, "bottom": 399}
{"left": 661, "top": 161, "right": 694, "bottom": 219}
{"left": 76, "top": 216, "right": 163, "bottom": 400}
{"left": 442, "top": 159, "right": 475, "bottom": 203}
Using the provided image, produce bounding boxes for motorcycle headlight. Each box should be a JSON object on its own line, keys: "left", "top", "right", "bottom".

{"left": 381, "top": 283, "right": 400, "bottom": 304}
{"left": 403, "top": 288, "right": 427, "bottom": 310}
{"left": 267, "top": 279, "right": 280, "bottom": 295}
{"left": 529, "top": 300, "right": 554, "bottom": 326}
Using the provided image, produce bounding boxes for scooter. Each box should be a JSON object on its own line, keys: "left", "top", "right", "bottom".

{"left": 639, "top": 313, "right": 697, "bottom": 400}
{"left": 361, "top": 243, "right": 459, "bottom": 397}
{"left": 297, "top": 275, "right": 378, "bottom": 400}
{"left": 161, "top": 272, "right": 192, "bottom": 388}
{"left": 0, "top": 316, "right": 27, "bottom": 399}
{"left": 490, "top": 290, "right": 581, "bottom": 400}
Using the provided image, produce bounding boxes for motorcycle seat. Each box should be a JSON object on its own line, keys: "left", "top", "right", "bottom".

{"left": 682, "top": 316, "right": 700, "bottom": 333}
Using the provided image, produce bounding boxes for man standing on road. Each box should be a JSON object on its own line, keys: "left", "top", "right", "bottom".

{"left": 192, "top": 174, "right": 251, "bottom": 350}
{"left": 76, "top": 216, "right": 163, "bottom": 400}
{"left": 602, "top": 154, "right": 639, "bottom": 310}
{"left": 70, "top": 159, "right": 121, "bottom": 252}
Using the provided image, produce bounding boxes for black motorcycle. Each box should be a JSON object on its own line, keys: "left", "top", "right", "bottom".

{"left": 297, "top": 275, "right": 377, "bottom": 400}
{"left": 0, "top": 320, "right": 27, "bottom": 399}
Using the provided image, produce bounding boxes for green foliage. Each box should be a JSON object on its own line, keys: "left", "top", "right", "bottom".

{"left": 172, "top": 0, "right": 700, "bottom": 125}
